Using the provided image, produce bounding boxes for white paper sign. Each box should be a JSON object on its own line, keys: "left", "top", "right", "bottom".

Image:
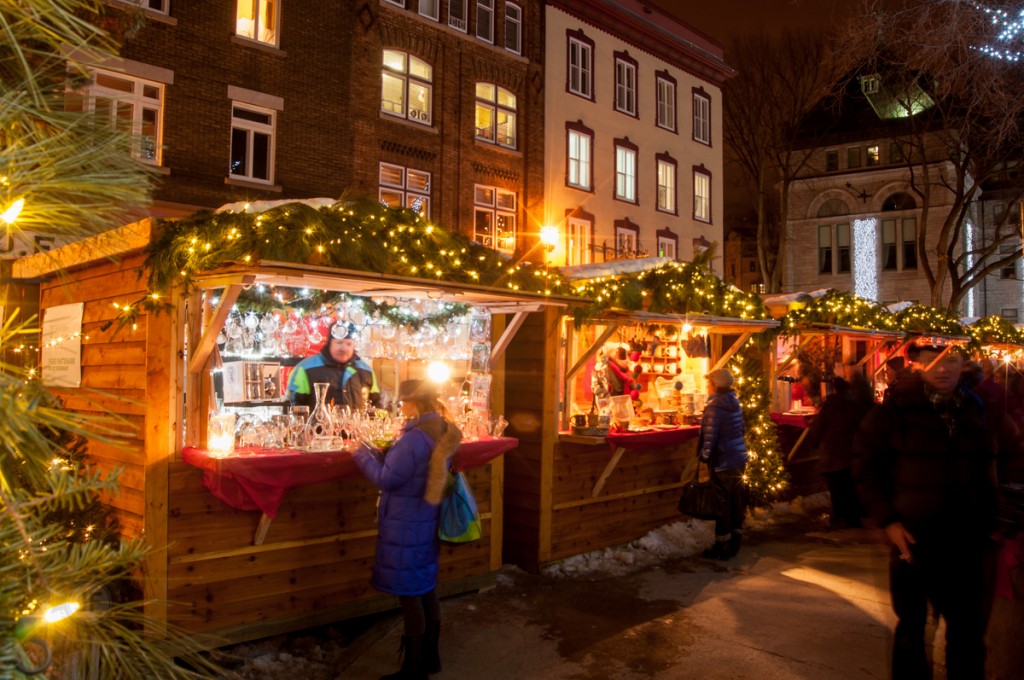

{"left": 41, "top": 302, "right": 84, "bottom": 387}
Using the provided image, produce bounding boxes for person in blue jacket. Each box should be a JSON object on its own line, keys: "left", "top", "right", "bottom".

{"left": 353, "top": 380, "right": 462, "bottom": 679}
{"left": 287, "top": 321, "right": 379, "bottom": 411}
{"left": 698, "top": 368, "right": 749, "bottom": 560}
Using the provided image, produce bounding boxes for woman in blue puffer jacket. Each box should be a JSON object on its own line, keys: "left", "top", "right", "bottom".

{"left": 353, "top": 380, "right": 462, "bottom": 679}
{"left": 697, "top": 368, "right": 749, "bottom": 560}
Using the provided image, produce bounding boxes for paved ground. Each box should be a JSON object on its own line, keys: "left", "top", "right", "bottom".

{"left": 217, "top": 517, "right": 1023, "bottom": 679}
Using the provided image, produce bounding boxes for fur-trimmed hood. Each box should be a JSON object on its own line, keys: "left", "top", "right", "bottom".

{"left": 418, "top": 415, "right": 463, "bottom": 505}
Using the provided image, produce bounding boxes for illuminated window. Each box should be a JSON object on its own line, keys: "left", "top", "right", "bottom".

{"left": 68, "top": 68, "right": 163, "bottom": 164}
{"left": 614, "top": 140, "right": 637, "bottom": 203}
{"left": 656, "top": 71, "right": 676, "bottom": 131}
{"left": 567, "top": 214, "right": 593, "bottom": 266}
{"left": 566, "top": 123, "right": 593, "bottom": 191}
{"left": 230, "top": 103, "right": 275, "bottom": 182}
{"left": 236, "top": 0, "right": 278, "bottom": 46}
{"left": 656, "top": 154, "right": 677, "bottom": 214}
{"left": 866, "top": 145, "right": 880, "bottom": 166}
{"left": 504, "top": 3, "right": 521, "bottom": 54}
{"left": 381, "top": 49, "right": 433, "bottom": 125}
{"left": 657, "top": 228, "right": 678, "bottom": 259}
{"left": 449, "top": 0, "right": 467, "bottom": 31}
{"left": 693, "top": 89, "right": 710, "bottom": 144}
{"left": 614, "top": 52, "right": 637, "bottom": 116}
{"left": 379, "top": 163, "right": 430, "bottom": 218}
{"left": 614, "top": 219, "right": 639, "bottom": 257}
{"left": 474, "top": 185, "right": 516, "bottom": 253}
{"left": 476, "top": 0, "right": 494, "bottom": 43}
{"left": 475, "top": 83, "right": 517, "bottom": 148}
{"left": 693, "top": 167, "right": 711, "bottom": 222}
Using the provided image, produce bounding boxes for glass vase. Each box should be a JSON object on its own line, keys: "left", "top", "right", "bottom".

{"left": 305, "top": 382, "right": 335, "bottom": 442}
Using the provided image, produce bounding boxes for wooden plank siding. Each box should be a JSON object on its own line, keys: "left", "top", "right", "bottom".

{"left": 503, "top": 309, "right": 702, "bottom": 571}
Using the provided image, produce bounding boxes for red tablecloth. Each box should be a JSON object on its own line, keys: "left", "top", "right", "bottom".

{"left": 770, "top": 411, "right": 817, "bottom": 428}
{"left": 182, "top": 436, "right": 519, "bottom": 518}
{"left": 604, "top": 425, "right": 701, "bottom": 452}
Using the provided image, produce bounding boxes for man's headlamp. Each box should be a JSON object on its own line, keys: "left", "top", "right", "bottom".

{"left": 330, "top": 322, "right": 356, "bottom": 341}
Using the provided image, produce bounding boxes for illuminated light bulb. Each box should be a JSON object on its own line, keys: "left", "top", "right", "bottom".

{"left": 43, "top": 601, "right": 79, "bottom": 623}
{"left": 427, "top": 361, "right": 450, "bottom": 384}
{"left": 1, "top": 197, "right": 25, "bottom": 224}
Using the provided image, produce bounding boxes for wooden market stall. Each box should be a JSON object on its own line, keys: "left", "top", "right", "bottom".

{"left": 12, "top": 218, "right": 570, "bottom": 645}
{"left": 502, "top": 306, "right": 776, "bottom": 572}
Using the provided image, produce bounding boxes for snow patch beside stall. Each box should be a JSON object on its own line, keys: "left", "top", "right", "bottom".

{"left": 541, "top": 492, "right": 832, "bottom": 579}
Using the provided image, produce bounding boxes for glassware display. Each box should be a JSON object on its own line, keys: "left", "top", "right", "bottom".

{"left": 305, "top": 382, "right": 335, "bottom": 441}
{"left": 289, "top": 405, "right": 310, "bottom": 447}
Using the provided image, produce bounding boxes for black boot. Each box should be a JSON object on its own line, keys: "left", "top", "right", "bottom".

{"left": 727, "top": 531, "right": 743, "bottom": 557}
{"left": 702, "top": 536, "right": 732, "bottom": 560}
{"left": 424, "top": 621, "right": 441, "bottom": 674}
{"left": 380, "top": 635, "right": 426, "bottom": 680}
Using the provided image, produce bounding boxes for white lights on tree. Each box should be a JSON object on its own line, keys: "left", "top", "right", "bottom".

{"left": 853, "top": 218, "right": 879, "bottom": 301}
{"left": 965, "top": 220, "right": 976, "bottom": 317}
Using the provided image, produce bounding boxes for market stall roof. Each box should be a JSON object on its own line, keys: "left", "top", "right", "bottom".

{"left": 786, "top": 322, "right": 904, "bottom": 340}
{"left": 190, "top": 260, "right": 583, "bottom": 314}
{"left": 586, "top": 309, "right": 778, "bottom": 334}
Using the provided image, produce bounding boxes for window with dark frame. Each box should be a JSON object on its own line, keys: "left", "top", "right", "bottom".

{"left": 614, "top": 52, "right": 638, "bottom": 117}
{"left": 818, "top": 224, "right": 833, "bottom": 274}
{"left": 826, "top": 150, "right": 838, "bottom": 172}
{"left": 567, "top": 30, "right": 594, "bottom": 99}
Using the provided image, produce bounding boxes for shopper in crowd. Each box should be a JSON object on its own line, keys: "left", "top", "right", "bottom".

{"left": 804, "top": 372, "right": 873, "bottom": 528}
{"left": 881, "top": 356, "right": 909, "bottom": 403}
{"left": 353, "top": 380, "right": 462, "bottom": 679}
{"left": 698, "top": 368, "right": 749, "bottom": 560}
{"left": 287, "top": 321, "right": 379, "bottom": 411}
{"left": 853, "top": 342, "right": 998, "bottom": 679}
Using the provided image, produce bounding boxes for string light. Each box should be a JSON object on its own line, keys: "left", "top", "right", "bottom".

{"left": 1, "top": 197, "right": 25, "bottom": 224}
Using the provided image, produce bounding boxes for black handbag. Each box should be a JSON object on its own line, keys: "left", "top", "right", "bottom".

{"left": 678, "top": 461, "right": 726, "bottom": 520}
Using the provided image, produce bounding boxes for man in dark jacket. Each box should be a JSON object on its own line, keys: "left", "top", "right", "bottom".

{"left": 698, "top": 368, "right": 748, "bottom": 560}
{"left": 853, "top": 342, "right": 998, "bottom": 679}
{"left": 287, "top": 322, "right": 379, "bottom": 410}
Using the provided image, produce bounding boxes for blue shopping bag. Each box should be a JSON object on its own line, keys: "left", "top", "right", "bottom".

{"left": 438, "top": 471, "right": 482, "bottom": 544}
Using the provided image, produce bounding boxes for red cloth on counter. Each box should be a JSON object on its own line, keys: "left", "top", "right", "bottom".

{"left": 770, "top": 411, "right": 816, "bottom": 429}
{"left": 604, "top": 425, "right": 700, "bottom": 452}
{"left": 182, "top": 436, "right": 519, "bottom": 518}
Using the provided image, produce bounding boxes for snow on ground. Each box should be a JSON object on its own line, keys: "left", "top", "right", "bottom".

{"left": 540, "top": 491, "right": 832, "bottom": 579}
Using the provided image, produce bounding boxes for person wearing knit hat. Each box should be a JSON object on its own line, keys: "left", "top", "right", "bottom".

{"left": 286, "top": 320, "right": 379, "bottom": 410}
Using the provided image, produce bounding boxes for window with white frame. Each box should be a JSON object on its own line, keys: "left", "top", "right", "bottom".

{"left": 614, "top": 140, "right": 637, "bottom": 203}
{"left": 449, "top": 0, "right": 468, "bottom": 32}
{"left": 693, "top": 89, "right": 710, "bottom": 144}
{"left": 474, "top": 185, "right": 516, "bottom": 253}
{"left": 383, "top": 0, "right": 405, "bottom": 6}
{"left": 656, "top": 153, "right": 676, "bottom": 214}
{"left": 381, "top": 49, "right": 433, "bottom": 125}
{"left": 230, "top": 103, "right": 275, "bottom": 182}
{"left": 567, "top": 214, "right": 593, "bottom": 266}
{"left": 567, "top": 31, "right": 593, "bottom": 99}
{"left": 504, "top": 3, "right": 522, "bottom": 54}
{"left": 475, "top": 83, "right": 516, "bottom": 148}
{"left": 566, "top": 123, "right": 592, "bottom": 190}
{"left": 69, "top": 68, "right": 164, "bottom": 164}
{"left": 419, "top": 0, "right": 439, "bottom": 20}
{"left": 693, "top": 167, "right": 710, "bottom": 222}
{"left": 882, "top": 217, "right": 917, "bottom": 270}
{"left": 127, "top": 0, "right": 169, "bottom": 12}
{"left": 235, "top": 0, "right": 278, "bottom": 46}
{"left": 379, "top": 163, "right": 430, "bottom": 217}
{"left": 656, "top": 229, "right": 678, "bottom": 259}
{"left": 614, "top": 219, "right": 639, "bottom": 257}
{"left": 476, "top": 0, "right": 494, "bottom": 43}
{"left": 614, "top": 52, "right": 637, "bottom": 116}
{"left": 656, "top": 71, "right": 676, "bottom": 131}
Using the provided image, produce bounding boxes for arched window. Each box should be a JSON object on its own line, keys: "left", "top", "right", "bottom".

{"left": 817, "top": 198, "right": 850, "bottom": 218}
{"left": 882, "top": 192, "right": 916, "bottom": 211}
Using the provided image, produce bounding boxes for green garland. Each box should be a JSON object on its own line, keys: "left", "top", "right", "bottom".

{"left": 966, "top": 315, "right": 1024, "bottom": 351}
{"left": 730, "top": 346, "right": 788, "bottom": 506}
{"left": 568, "top": 260, "right": 771, "bottom": 325}
{"left": 777, "top": 290, "right": 898, "bottom": 337}
{"left": 894, "top": 304, "right": 965, "bottom": 336}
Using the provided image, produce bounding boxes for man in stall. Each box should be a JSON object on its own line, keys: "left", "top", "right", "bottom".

{"left": 287, "top": 321, "right": 380, "bottom": 411}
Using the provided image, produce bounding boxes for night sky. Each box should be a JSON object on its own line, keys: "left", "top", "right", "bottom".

{"left": 648, "top": 0, "right": 867, "bottom": 46}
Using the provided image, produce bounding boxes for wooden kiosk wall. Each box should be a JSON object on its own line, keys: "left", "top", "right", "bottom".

{"left": 503, "top": 308, "right": 700, "bottom": 572}
{"left": 16, "top": 224, "right": 509, "bottom": 645}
